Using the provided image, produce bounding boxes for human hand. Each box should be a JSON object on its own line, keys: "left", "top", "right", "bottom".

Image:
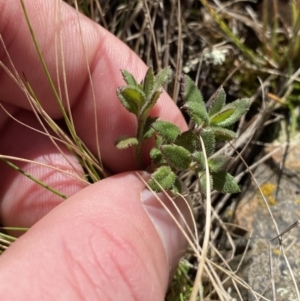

{"left": 0, "top": 1, "right": 191, "bottom": 300}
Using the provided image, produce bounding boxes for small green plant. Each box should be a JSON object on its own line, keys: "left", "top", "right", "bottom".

{"left": 115, "top": 67, "right": 250, "bottom": 195}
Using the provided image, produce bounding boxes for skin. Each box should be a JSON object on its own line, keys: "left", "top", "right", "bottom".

{"left": 0, "top": 1, "right": 191, "bottom": 301}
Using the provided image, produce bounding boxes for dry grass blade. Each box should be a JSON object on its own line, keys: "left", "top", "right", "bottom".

{"left": 189, "top": 137, "right": 212, "bottom": 301}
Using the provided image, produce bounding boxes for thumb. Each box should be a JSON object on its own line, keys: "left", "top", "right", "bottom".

{"left": 0, "top": 172, "right": 191, "bottom": 301}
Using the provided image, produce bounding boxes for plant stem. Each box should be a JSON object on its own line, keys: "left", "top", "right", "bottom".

{"left": 135, "top": 117, "right": 147, "bottom": 169}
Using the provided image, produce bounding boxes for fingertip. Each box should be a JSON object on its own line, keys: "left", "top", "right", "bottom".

{"left": 141, "top": 188, "right": 192, "bottom": 274}
{"left": 0, "top": 173, "right": 174, "bottom": 300}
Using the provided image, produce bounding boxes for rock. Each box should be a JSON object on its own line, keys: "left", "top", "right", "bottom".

{"left": 234, "top": 134, "right": 300, "bottom": 300}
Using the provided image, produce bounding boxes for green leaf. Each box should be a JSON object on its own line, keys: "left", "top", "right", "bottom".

{"left": 115, "top": 136, "right": 138, "bottom": 149}
{"left": 199, "top": 129, "right": 216, "bottom": 156}
{"left": 142, "top": 67, "right": 155, "bottom": 100}
{"left": 153, "top": 67, "right": 172, "bottom": 92}
{"left": 120, "top": 86, "right": 145, "bottom": 105}
{"left": 211, "top": 126, "right": 237, "bottom": 140}
{"left": 140, "top": 90, "right": 163, "bottom": 119}
{"left": 174, "top": 130, "right": 199, "bottom": 153}
{"left": 182, "top": 75, "right": 209, "bottom": 125}
{"left": 161, "top": 144, "right": 191, "bottom": 170}
{"left": 139, "top": 67, "right": 171, "bottom": 118}
{"left": 151, "top": 120, "right": 181, "bottom": 142}
{"left": 199, "top": 173, "right": 213, "bottom": 196}
{"left": 208, "top": 86, "right": 226, "bottom": 116}
{"left": 171, "top": 178, "right": 182, "bottom": 194}
{"left": 117, "top": 85, "right": 146, "bottom": 115}
{"left": 117, "top": 88, "right": 139, "bottom": 115}
{"left": 155, "top": 135, "right": 164, "bottom": 147}
{"left": 210, "top": 108, "right": 235, "bottom": 125}
{"left": 142, "top": 116, "right": 158, "bottom": 140}
{"left": 121, "top": 69, "right": 138, "bottom": 86}
{"left": 215, "top": 98, "right": 249, "bottom": 127}
{"left": 212, "top": 171, "right": 240, "bottom": 194}
{"left": 148, "top": 166, "right": 177, "bottom": 192}
{"left": 150, "top": 147, "right": 163, "bottom": 163}
{"left": 139, "top": 67, "right": 171, "bottom": 119}
{"left": 208, "top": 156, "right": 232, "bottom": 173}
{"left": 193, "top": 151, "right": 205, "bottom": 169}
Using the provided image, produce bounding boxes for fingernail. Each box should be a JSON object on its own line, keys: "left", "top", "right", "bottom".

{"left": 141, "top": 189, "right": 191, "bottom": 272}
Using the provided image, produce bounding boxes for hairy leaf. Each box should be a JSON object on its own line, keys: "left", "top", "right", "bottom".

{"left": 117, "top": 85, "right": 145, "bottom": 115}
{"left": 211, "top": 126, "right": 237, "bottom": 140}
{"left": 212, "top": 171, "right": 240, "bottom": 193}
{"left": 210, "top": 108, "right": 235, "bottom": 125}
{"left": 208, "top": 86, "right": 226, "bottom": 116}
{"left": 115, "top": 136, "right": 138, "bottom": 149}
{"left": 215, "top": 98, "right": 249, "bottom": 127}
{"left": 182, "top": 75, "right": 209, "bottom": 124}
{"left": 142, "top": 116, "right": 158, "bottom": 140}
{"left": 117, "top": 88, "right": 138, "bottom": 115}
{"left": 174, "top": 130, "right": 199, "bottom": 153}
{"left": 161, "top": 144, "right": 191, "bottom": 170}
{"left": 138, "top": 67, "right": 172, "bottom": 119}
{"left": 155, "top": 135, "right": 164, "bottom": 147}
{"left": 150, "top": 147, "right": 163, "bottom": 163}
{"left": 153, "top": 67, "right": 172, "bottom": 91}
{"left": 142, "top": 67, "right": 155, "bottom": 101}
{"left": 193, "top": 151, "right": 205, "bottom": 169}
{"left": 148, "top": 166, "right": 177, "bottom": 192}
{"left": 208, "top": 156, "right": 232, "bottom": 173}
{"left": 171, "top": 178, "right": 182, "bottom": 194}
{"left": 140, "top": 90, "right": 163, "bottom": 119}
{"left": 152, "top": 120, "right": 181, "bottom": 142}
{"left": 199, "top": 173, "right": 213, "bottom": 196}
{"left": 121, "top": 69, "right": 138, "bottom": 86}
{"left": 199, "top": 129, "right": 216, "bottom": 156}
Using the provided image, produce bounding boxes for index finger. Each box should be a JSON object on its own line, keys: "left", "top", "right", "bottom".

{"left": 0, "top": 0, "right": 187, "bottom": 172}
